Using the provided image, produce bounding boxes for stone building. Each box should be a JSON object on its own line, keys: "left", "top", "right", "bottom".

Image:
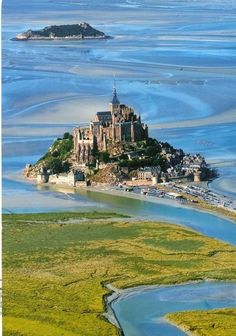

{"left": 56, "top": 170, "right": 85, "bottom": 186}
{"left": 37, "top": 167, "right": 50, "bottom": 184}
{"left": 37, "top": 169, "right": 85, "bottom": 186}
{"left": 137, "top": 166, "right": 161, "bottom": 180}
{"left": 73, "top": 86, "right": 148, "bottom": 165}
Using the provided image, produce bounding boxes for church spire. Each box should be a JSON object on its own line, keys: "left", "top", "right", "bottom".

{"left": 111, "top": 78, "right": 120, "bottom": 105}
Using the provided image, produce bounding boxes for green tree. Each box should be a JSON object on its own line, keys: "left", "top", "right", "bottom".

{"left": 63, "top": 132, "right": 72, "bottom": 140}
{"left": 45, "top": 158, "right": 71, "bottom": 174}
{"left": 99, "top": 152, "right": 110, "bottom": 163}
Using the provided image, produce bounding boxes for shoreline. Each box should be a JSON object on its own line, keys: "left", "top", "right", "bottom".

{"left": 11, "top": 35, "right": 110, "bottom": 41}
{"left": 85, "top": 185, "right": 236, "bottom": 222}
{"left": 164, "top": 318, "right": 192, "bottom": 336}
{"left": 18, "top": 171, "right": 236, "bottom": 223}
{"left": 103, "top": 278, "right": 236, "bottom": 336}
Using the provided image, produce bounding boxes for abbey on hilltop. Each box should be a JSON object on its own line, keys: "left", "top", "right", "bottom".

{"left": 73, "top": 85, "right": 149, "bottom": 164}
{"left": 26, "top": 83, "right": 214, "bottom": 187}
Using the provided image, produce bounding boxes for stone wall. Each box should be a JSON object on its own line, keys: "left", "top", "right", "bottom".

{"left": 75, "top": 181, "right": 88, "bottom": 188}
{"left": 125, "top": 179, "right": 153, "bottom": 187}
{"left": 48, "top": 174, "right": 57, "bottom": 184}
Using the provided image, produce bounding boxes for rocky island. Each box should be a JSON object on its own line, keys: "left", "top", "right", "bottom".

{"left": 25, "top": 86, "right": 214, "bottom": 186}
{"left": 24, "top": 86, "right": 236, "bottom": 216}
{"left": 13, "top": 22, "right": 109, "bottom": 41}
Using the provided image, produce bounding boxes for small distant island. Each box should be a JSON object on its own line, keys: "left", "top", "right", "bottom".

{"left": 13, "top": 22, "right": 109, "bottom": 41}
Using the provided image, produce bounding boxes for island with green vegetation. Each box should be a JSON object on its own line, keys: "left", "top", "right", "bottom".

{"left": 26, "top": 131, "right": 191, "bottom": 179}
{"left": 3, "top": 211, "right": 236, "bottom": 336}
{"left": 25, "top": 87, "right": 214, "bottom": 186}
{"left": 13, "top": 22, "right": 109, "bottom": 41}
{"left": 23, "top": 88, "right": 236, "bottom": 217}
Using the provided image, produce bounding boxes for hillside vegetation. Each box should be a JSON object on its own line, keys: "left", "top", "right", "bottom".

{"left": 28, "top": 132, "right": 73, "bottom": 175}
{"left": 114, "top": 138, "right": 171, "bottom": 170}
{"left": 32, "top": 23, "right": 106, "bottom": 38}
{"left": 28, "top": 135, "right": 176, "bottom": 177}
{"left": 15, "top": 23, "right": 107, "bottom": 40}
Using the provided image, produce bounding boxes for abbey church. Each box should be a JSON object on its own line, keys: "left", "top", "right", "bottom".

{"left": 73, "top": 86, "right": 149, "bottom": 165}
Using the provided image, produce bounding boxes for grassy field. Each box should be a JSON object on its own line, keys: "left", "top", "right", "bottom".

{"left": 3, "top": 211, "right": 236, "bottom": 336}
{"left": 167, "top": 308, "right": 236, "bottom": 336}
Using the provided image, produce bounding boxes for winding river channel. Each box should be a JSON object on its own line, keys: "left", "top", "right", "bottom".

{"left": 110, "top": 282, "right": 236, "bottom": 336}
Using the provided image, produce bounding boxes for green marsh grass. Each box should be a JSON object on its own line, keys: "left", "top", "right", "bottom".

{"left": 3, "top": 212, "right": 236, "bottom": 335}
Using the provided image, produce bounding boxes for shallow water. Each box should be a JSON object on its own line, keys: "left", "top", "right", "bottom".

{"left": 111, "top": 281, "right": 236, "bottom": 336}
{"left": 75, "top": 188, "right": 236, "bottom": 245}
{"left": 209, "top": 166, "right": 236, "bottom": 200}
{"left": 3, "top": 0, "right": 236, "bottom": 127}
